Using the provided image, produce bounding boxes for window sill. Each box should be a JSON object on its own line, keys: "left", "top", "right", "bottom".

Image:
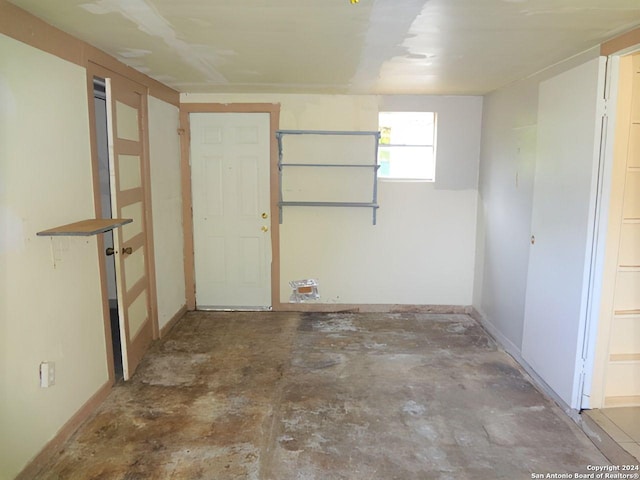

{"left": 378, "top": 178, "right": 435, "bottom": 183}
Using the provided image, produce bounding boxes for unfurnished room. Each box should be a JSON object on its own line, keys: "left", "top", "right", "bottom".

{"left": 1, "top": 1, "right": 640, "bottom": 478}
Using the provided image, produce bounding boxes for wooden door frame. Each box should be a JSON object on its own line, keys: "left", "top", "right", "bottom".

{"left": 180, "top": 103, "right": 281, "bottom": 311}
{"left": 87, "top": 62, "right": 160, "bottom": 384}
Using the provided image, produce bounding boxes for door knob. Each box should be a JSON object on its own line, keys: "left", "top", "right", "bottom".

{"left": 122, "top": 247, "right": 133, "bottom": 254}
{"left": 261, "top": 226, "right": 269, "bottom": 232}
{"left": 261, "top": 212, "right": 268, "bottom": 219}
{"left": 106, "top": 247, "right": 115, "bottom": 256}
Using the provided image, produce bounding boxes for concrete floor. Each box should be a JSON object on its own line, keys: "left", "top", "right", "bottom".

{"left": 35, "top": 312, "right": 609, "bottom": 479}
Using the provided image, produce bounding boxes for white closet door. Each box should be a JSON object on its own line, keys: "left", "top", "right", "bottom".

{"left": 522, "top": 57, "right": 605, "bottom": 408}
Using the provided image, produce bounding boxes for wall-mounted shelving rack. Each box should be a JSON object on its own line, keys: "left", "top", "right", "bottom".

{"left": 276, "top": 129, "right": 381, "bottom": 225}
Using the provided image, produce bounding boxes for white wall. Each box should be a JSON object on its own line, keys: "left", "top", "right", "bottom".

{"left": 181, "top": 93, "right": 482, "bottom": 306}
{"left": 148, "top": 97, "right": 186, "bottom": 330}
{"left": 0, "top": 34, "right": 109, "bottom": 478}
{"left": 474, "top": 48, "right": 602, "bottom": 358}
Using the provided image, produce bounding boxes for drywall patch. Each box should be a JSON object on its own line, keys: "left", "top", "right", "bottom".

{"left": 79, "top": 0, "right": 229, "bottom": 84}
{"left": 0, "top": 207, "right": 25, "bottom": 255}
{"left": 0, "top": 75, "right": 16, "bottom": 116}
{"left": 117, "top": 48, "right": 153, "bottom": 59}
{"left": 350, "top": 0, "right": 429, "bottom": 92}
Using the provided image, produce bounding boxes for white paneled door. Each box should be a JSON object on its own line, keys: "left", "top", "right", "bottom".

{"left": 522, "top": 57, "right": 605, "bottom": 408}
{"left": 105, "top": 73, "right": 154, "bottom": 380}
{"left": 190, "top": 113, "right": 271, "bottom": 309}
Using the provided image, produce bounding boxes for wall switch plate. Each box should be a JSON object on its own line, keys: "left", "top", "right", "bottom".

{"left": 40, "top": 361, "right": 55, "bottom": 388}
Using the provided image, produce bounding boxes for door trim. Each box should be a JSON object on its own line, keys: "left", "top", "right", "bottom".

{"left": 87, "top": 62, "right": 160, "bottom": 384}
{"left": 180, "top": 103, "right": 281, "bottom": 310}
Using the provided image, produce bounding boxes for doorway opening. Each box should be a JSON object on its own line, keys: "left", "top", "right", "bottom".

{"left": 94, "top": 76, "right": 123, "bottom": 381}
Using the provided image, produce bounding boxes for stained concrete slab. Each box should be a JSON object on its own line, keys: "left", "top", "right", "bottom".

{"left": 34, "top": 312, "right": 609, "bottom": 479}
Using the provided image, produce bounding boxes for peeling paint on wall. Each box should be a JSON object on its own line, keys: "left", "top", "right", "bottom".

{"left": 79, "top": 0, "right": 229, "bottom": 83}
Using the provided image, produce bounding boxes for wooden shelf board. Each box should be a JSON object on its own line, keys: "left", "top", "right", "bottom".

{"left": 37, "top": 218, "right": 132, "bottom": 237}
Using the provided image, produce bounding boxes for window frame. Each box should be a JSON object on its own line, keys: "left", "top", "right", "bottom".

{"left": 377, "top": 111, "right": 437, "bottom": 182}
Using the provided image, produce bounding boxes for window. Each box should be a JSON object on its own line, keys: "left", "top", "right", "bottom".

{"left": 378, "top": 112, "right": 437, "bottom": 181}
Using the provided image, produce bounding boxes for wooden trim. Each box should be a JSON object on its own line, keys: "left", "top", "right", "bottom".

{"left": 179, "top": 103, "right": 282, "bottom": 310}
{"left": 160, "top": 304, "right": 188, "bottom": 337}
{"left": 118, "top": 188, "right": 143, "bottom": 207}
{"left": 270, "top": 108, "right": 282, "bottom": 309}
{"left": 609, "top": 353, "right": 640, "bottom": 362}
{"left": 0, "top": 1, "right": 179, "bottom": 106}
{"left": 604, "top": 395, "right": 640, "bottom": 407}
{"left": 181, "top": 103, "right": 282, "bottom": 114}
{"left": 123, "top": 278, "right": 148, "bottom": 311}
{"left": 140, "top": 91, "right": 160, "bottom": 340}
{"left": 179, "top": 111, "right": 196, "bottom": 310}
{"left": 126, "top": 232, "right": 145, "bottom": 251}
{"left": 15, "top": 380, "right": 112, "bottom": 480}
{"left": 601, "top": 27, "right": 640, "bottom": 56}
{"left": 87, "top": 55, "right": 177, "bottom": 106}
{"left": 114, "top": 138, "right": 142, "bottom": 155}
{"left": 127, "top": 314, "right": 153, "bottom": 370}
{"left": 275, "top": 303, "right": 473, "bottom": 314}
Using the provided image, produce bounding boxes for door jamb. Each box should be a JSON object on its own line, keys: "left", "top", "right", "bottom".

{"left": 179, "top": 103, "right": 281, "bottom": 310}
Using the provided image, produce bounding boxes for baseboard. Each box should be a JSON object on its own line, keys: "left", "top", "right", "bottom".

{"left": 469, "top": 307, "right": 576, "bottom": 418}
{"left": 16, "top": 380, "right": 112, "bottom": 480}
{"left": 469, "top": 307, "right": 522, "bottom": 359}
{"left": 159, "top": 304, "right": 188, "bottom": 337}
{"left": 273, "top": 303, "right": 473, "bottom": 314}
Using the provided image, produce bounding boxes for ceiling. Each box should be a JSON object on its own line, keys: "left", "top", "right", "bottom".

{"left": 9, "top": 0, "right": 640, "bottom": 95}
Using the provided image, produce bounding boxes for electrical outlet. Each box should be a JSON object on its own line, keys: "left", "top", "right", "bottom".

{"left": 40, "top": 361, "right": 56, "bottom": 388}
